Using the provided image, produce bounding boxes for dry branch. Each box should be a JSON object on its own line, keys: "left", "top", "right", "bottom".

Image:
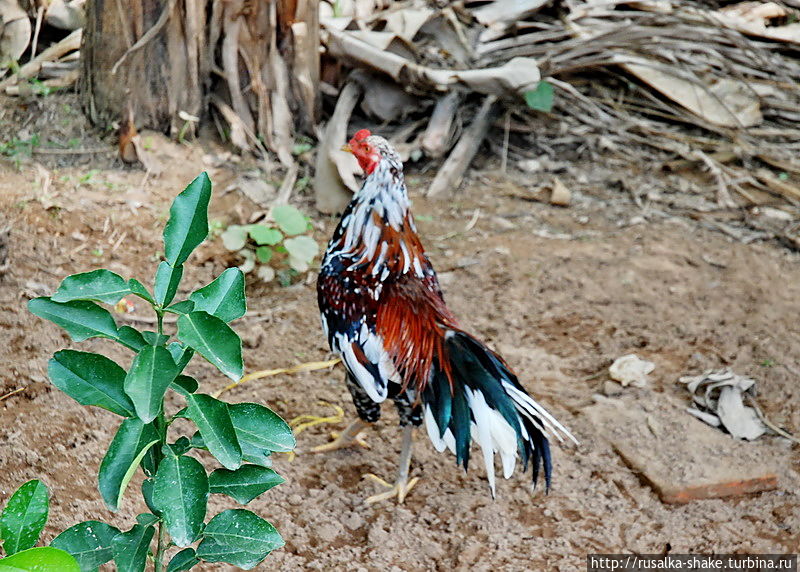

{"left": 0, "top": 27, "right": 80, "bottom": 88}
{"left": 314, "top": 79, "right": 364, "bottom": 213}
{"left": 428, "top": 95, "right": 498, "bottom": 197}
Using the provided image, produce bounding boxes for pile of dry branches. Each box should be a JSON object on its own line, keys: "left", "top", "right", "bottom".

{"left": 2, "top": 0, "right": 800, "bottom": 243}
{"left": 315, "top": 0, "right": 800, "bottom": 224}
{"left": 0, "top": 0, "right": 82, "bottom": 94}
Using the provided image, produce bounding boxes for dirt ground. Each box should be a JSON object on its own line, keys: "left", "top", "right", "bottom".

{"left": 0, "top": 95, "right": 798, "bottom": 571}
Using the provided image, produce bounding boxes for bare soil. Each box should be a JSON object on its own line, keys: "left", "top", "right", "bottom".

{"left": 0, "top": 95, "right": 797, "bottom": 571}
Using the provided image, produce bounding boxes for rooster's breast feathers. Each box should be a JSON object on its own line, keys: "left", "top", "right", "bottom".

{"left": 318, "top": 181, "right": 454, "bottom": 403}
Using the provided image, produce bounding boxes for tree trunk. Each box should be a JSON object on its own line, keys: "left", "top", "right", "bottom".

{"left": 81, "top": 0, "right": 320, "bottom": 163}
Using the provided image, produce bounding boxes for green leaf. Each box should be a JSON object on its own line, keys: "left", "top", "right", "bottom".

{"left": 47, "top": 350, "right": 135, "bottom": 417}
{"left": 128, "top": 278, "right": 156, "bottom": 305}
{"left": 220, "top": 225, "right": 247, "bottom": 251}
{"left": 163, "top": 172, "right": 212, "bottom": 266}
{"left": 172, "top": 375, "right": 198, "bottom": 395}
{"left": 255, "top": 246, "right": 273, "bottom": 264}
{"left": 524, "top": 80, "right": 554, "bottom": 112}
{"left": 110, "top": 524, "right": 154, "bottom": 572}
{"left": 0, "top": 547, "right": 80, "bottom": 571}
{"left": 185, "top": 394, "right": 241, "bottom": 470}
{"left": 117, "top": 326, "right": 147, "bottom": 352}
{"left": 50, "top": 521, "right": 118, "bottom": 570}
{"left": 176, "top": 312, "right": 243, "bottom": 380}
{"left": 209, "top": 465, "right": 284, "bottom": 504}
{"left": 228, "top": 403, "right": 295, "bottom": 453}
{"left": 135, "top": 513, "right": 159, "bottom": 527}
{"left": 272, "top": 205, "right": 307, "bottom": 236}
{"left": 154, "top": 261, "right": 183, "bottom": 307}
{"left": 141, "top": 331, "right": 169, "bottom": 346}
{"left": 283, "top": 236, "right": 319, "bottom": 273}
{"left": 0, "top": 480, "right": 49, "bottom": 555}
{"left": 168, "top": 436, "right": 193, "bottom": 456}
{"left": 240, "top": 448, "right": 272, "bottom": 468}
{"left": 196, "top": 509, "right": 283, "bottom": 569}
{"left": 98, "top": 419, "right": 160, "bottom": 511}
{"left": 165, "top": 300, "right": 195, "bottom": 315}
{"left": 248, "top": 226, "right": 283, "bottom": 246}
{"left": 124, "top": 346, "right": 179, "bottom": 423}
{"left": 188, "top": 268, "right": 246, "bottom": 323}
{"left": 141, "top": 480, "right": 159, "bottom": 516}
{"left": 51, "top": 270, "right": 130, "bottom": 305}
{"left": 167, "top": 548, "right": 200, "bottom": 572}
{"left": 191, "top": 429, "right": 274, "bottom": 464}
{"left": 152, "top": 455, "right": 208, "bottom": 548}
{"left": 28, "top": 298, "right": 119, "bottom": 342}
{"left": 167, "top": 342, "right": 193, "bottom": 372}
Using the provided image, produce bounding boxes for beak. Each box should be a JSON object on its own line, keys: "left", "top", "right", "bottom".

{"left": 341, "top": 143, "right": 352, "bottom": 153}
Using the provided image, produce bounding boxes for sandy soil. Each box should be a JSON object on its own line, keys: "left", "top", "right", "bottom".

{"left": 0, "top": 95, "right": 797, "bottom": 571}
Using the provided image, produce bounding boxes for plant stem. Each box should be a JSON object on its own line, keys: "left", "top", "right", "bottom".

{"left": 152, "top": 411, "right": 168, "bottom": 570}
{"left": 156, "top": 310, "right": 164, "bottom": 336}
{"left": 154, "top": 521, "right": 166, "bottom": 572}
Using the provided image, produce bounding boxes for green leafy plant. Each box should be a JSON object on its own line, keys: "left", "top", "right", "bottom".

{"left": 0, "top": 480, "right": 81, "bottom": 570}
{"left": 220, "top": 204, "right": 319, "bottom": 284}
{"left": 524, "top": 80, "right": 554, "bottom": 112}
{"left": 28, "top": 172, "right": 295, "bottom": 571}
{"left": 0, "top": 133, "right": 41, "bottom": 168}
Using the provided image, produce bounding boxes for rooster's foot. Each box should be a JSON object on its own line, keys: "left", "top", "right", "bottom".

{"left": 310, "top": 427, "right": 370, "bottom": 452}
{"left": 363, "top": 473, "right": 419, "bottom": 504}
{"left": 298, "top": 418, "right": 371, "bottom": 453}
{"left": 289, "top": 401, "right": 344, "bottom": 435}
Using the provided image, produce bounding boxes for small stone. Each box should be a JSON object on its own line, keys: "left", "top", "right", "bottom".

{"left": 288, "top": 494, "right": 303, "bottom": 506}
{"left": 316, "top": 522, "right": 342, "bottom": 543}
{"left": 367, "top": 524, "right": 390, "bottom": 548}
{"left": 549, "top": 177, "right": 571, "bottom": 206}
{"left": 518, "top": 158, "right": 542, "bottom": 173}
{"left": 343, "top": 512, "right": 365, "bottom": 530}
{"left": 603, "top": 380, "right": 624, "bottom": 397}
{"left": 457, "top": 542, "right": 483, "bottom": 566}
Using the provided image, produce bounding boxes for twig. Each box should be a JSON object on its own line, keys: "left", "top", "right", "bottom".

{"left": 32, "top": 147, "right": 115, "bottom": 155}
{"left": 112, "top": 0, "right": 177, "bottom": 75}
{"left": 0, "top": 387, "right": 26, "bottom": 402}
{"left": 501, "top": 111, "right": 511, "bottom": 173}
{"left": 275, "top": 163, "right": 299, "bottom": 206}
{"left": 213, "top": 358, "right": 341, "bottom": 398}
{"left": 745, "top": 394, "right": 800, "bottom": 445}
{"left": 465, "top": 208, "right": 481, "bottom": 232}
{"left": 31, "top": 6, "right": 44, "bottom": 61}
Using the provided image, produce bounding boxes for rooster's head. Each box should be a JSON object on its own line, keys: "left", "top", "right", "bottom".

{"left": 343, "top": 129, "right": 398, "bottom": 175}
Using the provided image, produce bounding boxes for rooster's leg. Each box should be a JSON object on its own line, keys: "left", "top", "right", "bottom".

{"left": 364, "top": 425, "right": 419, "bottom": 504}
{"left": 308, "top": 418, "right": 372, "bottom": 453}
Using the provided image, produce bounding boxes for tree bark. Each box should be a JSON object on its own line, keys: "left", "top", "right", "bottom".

{"left": 81, "top": 0, "right": 320, "bottom": 158}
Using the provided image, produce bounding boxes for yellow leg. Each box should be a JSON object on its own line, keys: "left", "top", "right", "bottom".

{"left": 364, "top": 425, "right": 419, "bottom": 504}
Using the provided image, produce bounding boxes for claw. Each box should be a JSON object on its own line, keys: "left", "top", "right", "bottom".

{"left": 363, "top": 473, "right": 420, "bottom": 504}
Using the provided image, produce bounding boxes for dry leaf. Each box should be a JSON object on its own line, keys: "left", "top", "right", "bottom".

{"left": 383, "top": 8, "right": 434, "bottom": 42}
{"left": 0, "top": 0, "right": 31, "bottom": 63}
{"left": 360, "top": 75, "right": 419, "bottom": 122}
{"left": 45, "top": 0, "right": 86, "bottom": 31}
{"left": 473, "top": 0, "right": 549, "bottom": 28}
{"left": 609, "top": 354, "right": 655, "bottom": 387}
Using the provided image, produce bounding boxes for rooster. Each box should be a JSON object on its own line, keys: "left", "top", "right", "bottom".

{"left": 315, "top": 129, "right": 577, "bottom": 503}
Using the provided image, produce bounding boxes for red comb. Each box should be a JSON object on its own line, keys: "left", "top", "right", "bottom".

{"left": 352, "top": 129, "right": 371, "bottom": 142}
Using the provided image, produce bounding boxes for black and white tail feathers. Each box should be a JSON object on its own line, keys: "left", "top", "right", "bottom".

{"left": 421, "top": 330, "right": 578, "bottom": 497}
